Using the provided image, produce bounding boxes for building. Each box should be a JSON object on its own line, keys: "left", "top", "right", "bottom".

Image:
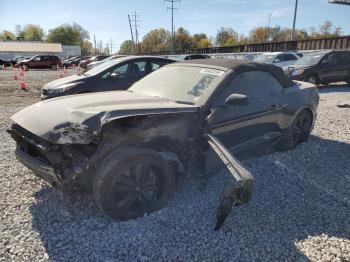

{"left": 0, "top": 41, "right": 81, "bottom": 60}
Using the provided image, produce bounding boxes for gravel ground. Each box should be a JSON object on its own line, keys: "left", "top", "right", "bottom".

{"left": 0, "top": 70, "right": 349, "bottom": 261}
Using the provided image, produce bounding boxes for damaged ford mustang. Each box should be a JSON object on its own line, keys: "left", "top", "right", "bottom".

{"left": 8, "top": 59, "right": 319, "bottom": 229}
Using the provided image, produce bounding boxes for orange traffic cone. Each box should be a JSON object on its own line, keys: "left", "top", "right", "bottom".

{"left": 19, "top": 68, "right": 24, "bottom": 76}
{"left": 13, "top": 74, "right": 18, "bottom": 81}
{"left": 20, "top": 81, "right": 28, "bottom": 92}
{"left": 63, "top": 66, "right": 68, "bottom": 75}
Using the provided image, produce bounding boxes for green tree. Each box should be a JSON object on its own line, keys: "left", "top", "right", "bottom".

{"left": 142, "top": 28, "right": 171, "bottom": 53}
{"left": 0, "top": 30, "right": 16, "bottom": 40}
{"left": 174, "top": 27, "right": 194, "bottom": 50}
{"left": 224, "top": 37, "right": 238, "bottom": 46}
{"left": 197, "top": 38, "right": 212, "bottom": 48}
{"left": 118, "top": 40, "right": 134, "bottom": 55}
{"left": 47, "top": 24, "right": 81, "bottom": 45}
{"left": 215, "top": 27, "right": 238, "bottom": 47}
{"left": 193, "top": 33, "right": 212, "bottom": 48}
{"left": 18, "top": 24, "right": 44, "bottom": 41}
{"left": 81, "top": 40, "right": 94, "bottom": 55}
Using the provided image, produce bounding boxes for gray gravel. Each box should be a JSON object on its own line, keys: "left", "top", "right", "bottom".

{"left": 0, "top": 83, "right": 349, "bottom": 261}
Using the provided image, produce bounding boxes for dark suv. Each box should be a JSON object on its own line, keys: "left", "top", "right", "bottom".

{"left": 16, "top": 55, "right": 62, "bottom": 70}
{"left": 285, "top": 50, "right": 350, "bottom": 85}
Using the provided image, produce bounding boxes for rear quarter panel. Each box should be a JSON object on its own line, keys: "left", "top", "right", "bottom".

{"left": 278, "top": 81, "right": 319, "bottom": 130}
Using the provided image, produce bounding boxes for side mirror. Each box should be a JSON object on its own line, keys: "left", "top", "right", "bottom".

{"left": 109, "top": 72, "right": 119, "bottom": 79}
{"left": 274, "top": 58, "right": 280, "bottom": 63}
{"left": 224, "top": 93, "right": 248, "bottom": 106}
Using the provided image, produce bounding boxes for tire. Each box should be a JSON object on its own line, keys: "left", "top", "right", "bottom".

{"left": 22, "top": 64, "right": 28, "bottom": 71}
{"left": 50, "top": 64, "right": 57, "bottom": 70}
{"left": 305, "top": 74, "right": 319, "bottom": 85}
{"left": 93, "top": 147, "right": 176, "bottom": 219}
{"left": 278, "top": 110, "right": 313, "bottom": 151}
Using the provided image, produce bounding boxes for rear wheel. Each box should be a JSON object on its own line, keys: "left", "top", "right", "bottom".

{"left": 278, "top": 110, "right": 313, "bottom": 151}
{"left": 22, "top": 64, "right": 28, "bottom": 71}
{"left": 50, "top": 64, "right": 57, "bottom": 70}
{"left": 93, "top": 147, "right": 176, "bottom": 219}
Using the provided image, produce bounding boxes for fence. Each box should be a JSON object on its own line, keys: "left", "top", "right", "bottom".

{"left": 146, "top": 35, "right": 350, "bottom": 55}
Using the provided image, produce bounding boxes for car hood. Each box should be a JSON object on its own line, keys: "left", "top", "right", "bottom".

{"left": 43, "top": 74, "right": 86, "bottom": 89}
{"left": 11, "top": 91, "right": 198, "bottom": 144}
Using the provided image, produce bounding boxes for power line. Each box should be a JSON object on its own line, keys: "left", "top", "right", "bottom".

{"left": 165, "top": 0, "right": 180, "bottom": 52}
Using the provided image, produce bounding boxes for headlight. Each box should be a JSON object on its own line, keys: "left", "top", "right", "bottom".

{"left": 44, "top": 83, "right": 78, "bottom": 95}
{"left": 292, "top": 69, "right": 304, "bottom": 76}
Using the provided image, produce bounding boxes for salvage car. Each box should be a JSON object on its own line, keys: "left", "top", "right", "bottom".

{"left": 8, "top": 59, "right": 319, "bottom": 229}
{"left": 284, "top": 50, "right": 350, "bottom": 85}
{"left": 41, "top": 56, "right": 175, "bottom": 100}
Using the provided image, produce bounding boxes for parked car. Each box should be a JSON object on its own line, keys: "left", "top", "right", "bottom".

{"left": 41, "top": 56, "right": 175, "bottom": 99}
{"left": 284, "top": 50, "right": 350, "bottom": 85}
{"left": 183, "top": 54, "right": 211, "bottom": 60}
{"left": 79, "top": 55, "right": 109, "bottom": 69}
{"left": 254, "top": 52, "right": 300, "bottom": 67}
{"left": 8, "top": 59, "right": 319, "bottom": 228}
{"left": 0, "top": 58, "right": 11, "bottom": 67}
{"left": 62, "top": 56, "right": 78, "bottom": 67}
{"left": 69, "top": 56, "right": 90, "bottom": 67}
{"left": 87, "top": 55, "right": 127, "bottom": 69}
{"left": 16, "top": 55, "right": 62, "bottom": 70}
{"left": 10, "top": 56, "right": 28, "bottom": 65}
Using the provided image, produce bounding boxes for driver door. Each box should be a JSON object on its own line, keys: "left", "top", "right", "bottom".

{"left": 210, "top": 70, "right": 283, "bottom": 154}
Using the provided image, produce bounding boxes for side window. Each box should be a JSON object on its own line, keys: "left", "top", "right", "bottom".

{"left": 217, "top": 71, "right": 283, "bottom": 104}
{"left": 284, "top": 54, "right": 298, "bottom": 61}
{"left": 42, "top": 56, "right": 50, "bottom": 61}
{"left": 327, "top": 53, "right": 338, "bottom": 65}
{"left": 150, "top": 60, "right": 168, "bottom": 71}
{"left": 133, "top": 61, "right": 146, "bottom": 74}
{"left": 274, "top": 55, "right": 285, "bottom": 62}
{"left": 33, "top": 56, "right": 41, "bottom": 61}
{"left": 336, "top": 52, "right": 349, "bottom": 64}
{"left": 101, "top": 63, "right": 129, "bottom": 79}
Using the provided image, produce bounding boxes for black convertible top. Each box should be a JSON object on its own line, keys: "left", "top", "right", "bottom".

{"left": 176, "top": 58, "right": 295, "bottom": 88}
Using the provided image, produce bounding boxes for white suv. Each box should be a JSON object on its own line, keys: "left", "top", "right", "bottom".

{"left": 254, "top": 52, "right": 300, "bottom": 67}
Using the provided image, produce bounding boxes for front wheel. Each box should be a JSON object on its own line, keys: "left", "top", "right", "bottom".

{"left": 278, "top": 110, "right": 313, "bottom": 151}
{"left": 305, "top": 74, "right": 319, "bottom": 85}
{"left": 93, "top": 147, "right": 176, "bottom": 219}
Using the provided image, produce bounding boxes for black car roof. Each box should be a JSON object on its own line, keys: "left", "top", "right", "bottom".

{"left": 174, "top": 58, "right": 295, "bottom": 88}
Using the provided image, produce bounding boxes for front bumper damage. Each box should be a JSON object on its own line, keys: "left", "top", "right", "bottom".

{"left": 206, "top": 134, "right": 254, "bottom": 230}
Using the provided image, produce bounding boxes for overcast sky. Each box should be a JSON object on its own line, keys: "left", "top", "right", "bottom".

{"left": 0, "top": 0, "right": 349, "bottom": 51}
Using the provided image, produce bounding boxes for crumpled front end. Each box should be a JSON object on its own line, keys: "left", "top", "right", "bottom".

{"left": 7, "top": 124, "right": 93, "bottom": 190}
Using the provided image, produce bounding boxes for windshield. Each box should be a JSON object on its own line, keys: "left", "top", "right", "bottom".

{"left": 294, "top": 52, "right": 326, "bottom": 65}
{"left": 254, "top": 55, "right": 275, "bottom": 63}
{"left": 84, "top": 59, "right": 123, "bottom": 76}
{"left": 129, "top": 65, "right": 225, "bottom": 105}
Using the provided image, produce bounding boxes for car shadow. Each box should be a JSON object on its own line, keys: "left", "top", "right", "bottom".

{"left": 29, "top": 135, "right": 350, "bottom": 261}
{"left": 317, "top": 83, "right": 350, "bottom": 93}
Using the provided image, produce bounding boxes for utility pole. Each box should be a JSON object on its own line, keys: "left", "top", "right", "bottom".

{"left": 291, "top": 0, "right": 298, "bottom": 41}
{"left": 94, "top": 34, "right": 97, "bottom": 55}
{"left": 109, "top": 39, "right": 114, "bottom": 54}
{"left": 100, "top": 40, "right": 102, "bottom": 54}
{"left": 132, "top": 11, "right": 141, "bottom": 54}
{"left": 165, "top": 0, "right": 180, "bottom": 52}
{"left": 128, "top": 15, "right": 136, "bottom": 54}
